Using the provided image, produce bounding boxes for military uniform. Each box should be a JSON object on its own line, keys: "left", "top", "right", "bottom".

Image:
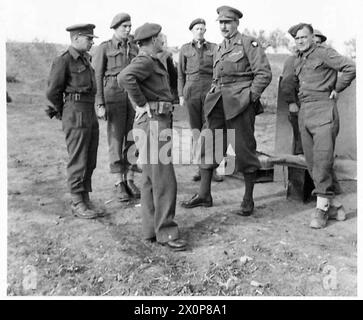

{"left": 93, "top": 13, "right": 139, "bottom": 200}
{"left": 281, "top": 54, "right": 303, "bottom": 155}
{"left": 46, "top": 24, "right": 100, "bottom": 218}
{"left": 178, "top": 36, "right": 216, "bottom": 130}
{"left": 200, "top": 30, "right": 272, "bottom": 172}
{"left": 294, "top": 43, "right": 355, "bottom": 197}
{"left": 181, "top": 6, "right": 272, "bottom": 214}
{"left": 118, "top": 23, "right": 184, "bottom": 249}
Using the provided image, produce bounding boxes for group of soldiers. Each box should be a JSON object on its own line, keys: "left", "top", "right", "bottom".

{"left": 46, "top": 5, "right": 356, "bottom": 252}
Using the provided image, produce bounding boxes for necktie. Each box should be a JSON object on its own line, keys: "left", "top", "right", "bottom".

{"left": 224, "top": 39, "right": 230, "bottom": 49}
{"left": 80, "top": 54, "right": 88, "bottom": 66}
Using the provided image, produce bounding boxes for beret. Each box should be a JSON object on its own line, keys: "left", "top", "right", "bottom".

{"left": 110, "top": 13, "right": 131, "bottom": 29}
{"left": 189, "top": 18, "right": 206, "bottom": 30}
{"left": 288, "top": 23, "right": 312, "bottom": 38}
{"left": 66, "top": 24, "right": 98, "bottom": 38}
{"left": 216, "top": 6, "right": 243, "bottom": 21}
{"left": 134, "top": 23, "right": 162, "bottom": 41}
{"left": 314, "top": 29, "right": 327, "bottom": 43}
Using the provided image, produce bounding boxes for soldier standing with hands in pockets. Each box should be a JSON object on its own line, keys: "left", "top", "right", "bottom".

{"left": 181, "top": 6, "right": 272, "bottom": 216}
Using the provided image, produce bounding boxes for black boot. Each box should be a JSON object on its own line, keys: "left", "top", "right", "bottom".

{"left": 238, "top": 172, "right": 257, "bottom": 216}
{"left": 181, "top": 169, "right": 213, "bottom": 208}
{"left": 83, "top": 192, "right": 105, "bottom": 216}
{"left": 115, "top": 182, "right": 131, "bottom": 202}
{"left": 192, "top": 168, "right": 201, "bottom": 181}
{"left": 126, "top": 180, "right": 141, "bottom": 199}
{"left": 71, "top": 193, "right": 98, "bottom": 219}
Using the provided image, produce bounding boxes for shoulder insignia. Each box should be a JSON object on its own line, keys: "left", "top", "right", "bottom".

{"left": 251, "top": 41, "right": 258, "bottom": 47}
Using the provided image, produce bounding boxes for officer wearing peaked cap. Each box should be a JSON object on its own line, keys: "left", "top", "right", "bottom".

{"left": 181, "top": 6, "right": 272, "bottom": 216}
{"left": 216, "top": 5, "right": 243, "bottom": 20}
{"left": 93, "top": 13, "right": 140, "bottom": 203}
{"left": 46, "top": 23, "right": 104, "bottom": 219}
{"left": 178, "top": 18, "right": 223, "bottom": 182}
{"left": 65, "top": 23, "right": 98, "bottom": 37}
{"left": 118, "top": 23, "right": 187, "bottom": 251}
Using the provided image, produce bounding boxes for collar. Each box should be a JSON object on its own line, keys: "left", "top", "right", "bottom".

{"left": 192, "top": 39, "right": 206, "bottom": 47}
{"left": 68, "top": 46, "right": 83, "bottom": 60}
{"left": 112, "top": 35, "right": 129, "bottom": 48}
{"left": 140, "top": 49, "right": 167, "bottom": 70}
{"left": 228, "top": 31, "right": 240, "bottom": 43}
{"left": 298, "top": 43, "right": 317, "bottom": 58}
{"left": 139, "top": 48, "right": 155, "bottom": 58}
{"left": 222, "top": 31, "right": 241, "bottom": 47}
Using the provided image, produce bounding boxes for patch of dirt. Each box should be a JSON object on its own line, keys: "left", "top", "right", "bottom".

{"left": 7, "top": 82, "right": 357, "bottom": 297}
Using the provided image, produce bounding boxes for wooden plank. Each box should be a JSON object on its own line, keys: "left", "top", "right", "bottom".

{"left": 274, "top": 76, "right": 293, "bottom": 181}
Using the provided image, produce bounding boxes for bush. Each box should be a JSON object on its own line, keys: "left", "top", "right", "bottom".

{"left": 6, "top": 75, "right": 19, "bottom": 83}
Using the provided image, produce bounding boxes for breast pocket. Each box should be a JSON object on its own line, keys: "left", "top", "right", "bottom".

{"left": 306, "top": 59, "right": 324, "bottom": 70}
{"left": 153, "top": 66, "right": 168, "bottom": 88}
{"left": 225, "top": 51, "right": 248, "bottom": 73}
{"left": 203, "top": 51, "right": 214, "bottom": 67}
{"left": 106, "top": 50, "right": 123, "bottom": 70}
{"left": 69, "top": 64, "right": 90, "bottom": 88}
{"left": 185, "top": 52, "right": 198, "bottom": 73}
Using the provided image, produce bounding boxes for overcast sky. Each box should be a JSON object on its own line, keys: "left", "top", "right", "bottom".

{"left": 1, "top": 0, "right": 361, "bottom": 53}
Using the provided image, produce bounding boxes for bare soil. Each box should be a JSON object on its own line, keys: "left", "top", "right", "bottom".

{"left": 7, "top": 85, "right": 357, "bottom": 296}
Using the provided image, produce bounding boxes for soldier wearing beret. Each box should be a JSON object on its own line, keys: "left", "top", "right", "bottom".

{"left": 285, "top": 23, "right": 355, "bottom": 228}
{"left": 181, "top": 6, "right": 272, "bottom": 216}
{"left": 93, "top": 13, "right": 140, "bottom": 202}
{"left": 46, "top": 24, "right": 103, "bottom": 219}
{"left": 178, "top": 18, "right": 223, "bottom": 182}
{"left": 118, "top": 23, "right": 187, "bottom": 251}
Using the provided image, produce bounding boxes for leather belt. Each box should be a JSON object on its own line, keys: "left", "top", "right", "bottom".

{"left": 215, "top": 76, "right": 253, "bottom": 85}
{"left": 64, "top": 92, "right": 95, "bottom": 102}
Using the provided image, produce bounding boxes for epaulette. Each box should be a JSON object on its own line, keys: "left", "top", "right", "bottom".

{"left": 137, "top": 51, "right": 152, "bottom": 59}
{"left": 60, "top": 50, "right": 69, "bottom": 57}
{"left": 242, "top": 34, "right": 259, "bottom": 48}
{"left": 181, "top": 43, "right": 191, "bottom": 49}
{"left": 100, "top": 39, "right": 111, "bottom": 46}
